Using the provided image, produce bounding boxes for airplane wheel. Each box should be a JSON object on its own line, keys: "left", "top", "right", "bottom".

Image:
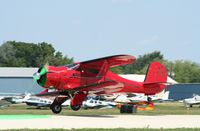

{"left": 147, "top": 97, "right": 152, "bottom": 102}
{"left": 71, "top": 105, "right": 81, "bottom": 111}
{"left": 51, "top": 104, "right": 62, "bottom": 114}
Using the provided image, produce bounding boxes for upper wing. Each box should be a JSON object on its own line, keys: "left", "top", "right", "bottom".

{"left": 79, "top": 54, "right": 135, "bottom": 68}
{"left": 76, "top": 55, "right": 136, "bottom": 77}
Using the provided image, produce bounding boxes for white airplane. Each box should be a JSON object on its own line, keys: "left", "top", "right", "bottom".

{"left": 0, "top": 92, "right": 31, "bottom": 104}
{"left": 26, "top": 95, "right": 116, "bottom": 110}
{"left": 0, "top": 92, "right": 31, "bottom": 108}
{"left": 183, "top": 94, "right": 200, "bottom": 108}
{"left": 114, "top": 91, "right": 170, "bottom": 103}
{"left": 0, "top": 92, "right": 21, "bottom": 99}
{"left": 26, "top": 96, "right": 70, "bottom": 108}
{"left": 82, "top": 98, "right": 116, "bottom": 109}
{"left": 11, "top": 93, "right": 32, "bottom": 103}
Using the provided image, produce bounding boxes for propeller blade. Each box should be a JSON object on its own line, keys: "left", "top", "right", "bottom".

{"left": 33, "top": 75, "right": 38, "bottom": 81}
{"left": 39, "top": 67, "right": 47, "bottom": 76}
{"left": 39, "top": 62, "right": 49, "bottom": 76}
{"left": 33, "top": 72, "right": 40, "bottom": 81}
{"left": 33, "top": 62, "right": 49, "bottom": 86}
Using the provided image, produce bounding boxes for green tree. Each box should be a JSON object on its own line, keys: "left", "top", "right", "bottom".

{"left": 172, "top": 60, "right": 200, "bottom": 83}
{"left": 0, "top": 41, "right": 73, "bottom": 67}
{"left": 0, "top": 42, "right": 20, "bottom": 66}
{"left": 110, "top": 66, "right": 123, "bottom": 74}
{"left": 50, "top": 51, "right": 73, "bottom": 66}
{"left": 110, "top": 51, "right": 200, "bottom": 83}
{"left": 121, "top": 51, "right": 164, "bottom": 74}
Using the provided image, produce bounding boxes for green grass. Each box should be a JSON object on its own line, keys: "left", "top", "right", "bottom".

{"left": 3, "top": 128, "right": 200, "bottom": 131}
{"left": 0, "top": 102, "right": 200, "bottom": 116}
{"left": 1, "top": 102, "right": 200, "bottom": 130}
{"left": 0, "top": 102, "right": 198, "bottom": 115}
{"left": 0, "top": 114, "right": 50, "bottom": 120}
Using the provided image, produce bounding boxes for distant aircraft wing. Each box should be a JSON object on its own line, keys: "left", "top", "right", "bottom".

{"left": 75, "top": 55, "right": 135, "bottom": 77}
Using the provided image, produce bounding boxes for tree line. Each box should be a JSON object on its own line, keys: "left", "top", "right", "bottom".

{"left": 0, "top": 41, "right": 200, "bottom": 83}
{"left": 0, "top": 41, "right": 73, "bottom": 67}
{"left": 112, "top": 51, "right": 200, "bottom": 83}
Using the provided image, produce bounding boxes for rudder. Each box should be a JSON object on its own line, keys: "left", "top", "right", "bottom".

{"left": 144, "top": 62, "right": 167, "bottom": 83}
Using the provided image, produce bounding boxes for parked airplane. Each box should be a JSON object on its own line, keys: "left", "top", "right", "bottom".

{"left": 26, "top": 96, "right": 70, "bottom": 108}
{"left": 11, "top": 93, "right": 32, "bottom": 104}
{"left": 114, "top": 91, "right": 170, "bottom": 103}
{"left": 183, "top": 94, "right": 200, "bottom": 108}
{"left": 33, "top": 55, "right": 168, "bottom": 113}
{"left": 0, "top": 92, "right": 21, "bottom": 99}
{"left": 0, "top": 92, "right": 31, "bottom": 104}
{"left": 0, "top": 92, "right": 31, "bottom": 108}
{"left": 82, "top": 97, "right": 116, "bottom": 109}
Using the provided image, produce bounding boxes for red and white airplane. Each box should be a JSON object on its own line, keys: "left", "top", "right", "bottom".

{"left": 33, "top": 55, "right": 167, "bottom": 114}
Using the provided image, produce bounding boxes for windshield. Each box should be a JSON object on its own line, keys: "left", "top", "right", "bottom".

{"left": 65, "top": 63, "right": 80, "bottom": 70}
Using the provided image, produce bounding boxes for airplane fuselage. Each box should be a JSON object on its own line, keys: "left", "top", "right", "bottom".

{"left": 41, "top": 66, "right": 165, "bottom": 96}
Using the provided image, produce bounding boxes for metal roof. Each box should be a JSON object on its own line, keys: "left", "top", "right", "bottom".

{"left": 0, "top": 67, "right": 38, "bottom": 77}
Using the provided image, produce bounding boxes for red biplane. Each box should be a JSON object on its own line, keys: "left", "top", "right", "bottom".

{"left": 33, "top": 55, "right": 167, "bottom": 114}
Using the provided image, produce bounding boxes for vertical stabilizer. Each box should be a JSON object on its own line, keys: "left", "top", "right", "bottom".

{"left": 144, "top": 62, "right": 167, "bottom": 84}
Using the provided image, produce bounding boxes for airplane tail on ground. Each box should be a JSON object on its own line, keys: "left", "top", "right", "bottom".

{"left": 144, "top": 62, "right": 167, "bottom": 84}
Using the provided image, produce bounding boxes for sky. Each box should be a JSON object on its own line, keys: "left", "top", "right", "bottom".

{"left": 0, "top": 0, "right": 200, "bottom": 62}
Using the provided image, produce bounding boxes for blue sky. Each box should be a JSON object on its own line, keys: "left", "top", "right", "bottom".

{"left": 0, "top": 0, "right": 199, "bottom": 62}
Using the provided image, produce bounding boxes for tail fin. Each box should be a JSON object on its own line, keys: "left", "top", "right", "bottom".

{"left": 144, "top": 62, "right": 167, "bottom": 84}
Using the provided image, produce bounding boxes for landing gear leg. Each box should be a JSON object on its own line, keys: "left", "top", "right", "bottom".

{"left": 70, "top": 91, "right": 87, "bottom": 111}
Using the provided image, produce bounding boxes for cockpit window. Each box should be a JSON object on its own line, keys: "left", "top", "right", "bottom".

{"left": 65, "top": 63, "right": 80, "bottom": 70}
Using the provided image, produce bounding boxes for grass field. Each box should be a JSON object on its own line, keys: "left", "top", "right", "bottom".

{"left": 0, "top": 102, "right": 200, "bottom": 116}
{"left": 1, "top": 102, "right": 200, "bottom": 130}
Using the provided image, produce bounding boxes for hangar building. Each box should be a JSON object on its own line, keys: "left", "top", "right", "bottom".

{"left": 0, "top": 67, "right": 42, "bottom": 94}
{"left": 166, "top": 84, "right": 200, "bottom": 100}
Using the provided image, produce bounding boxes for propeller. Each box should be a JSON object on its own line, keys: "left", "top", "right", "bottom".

{"left": 33, "top": 62, "right": 49, "bottom": 86}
